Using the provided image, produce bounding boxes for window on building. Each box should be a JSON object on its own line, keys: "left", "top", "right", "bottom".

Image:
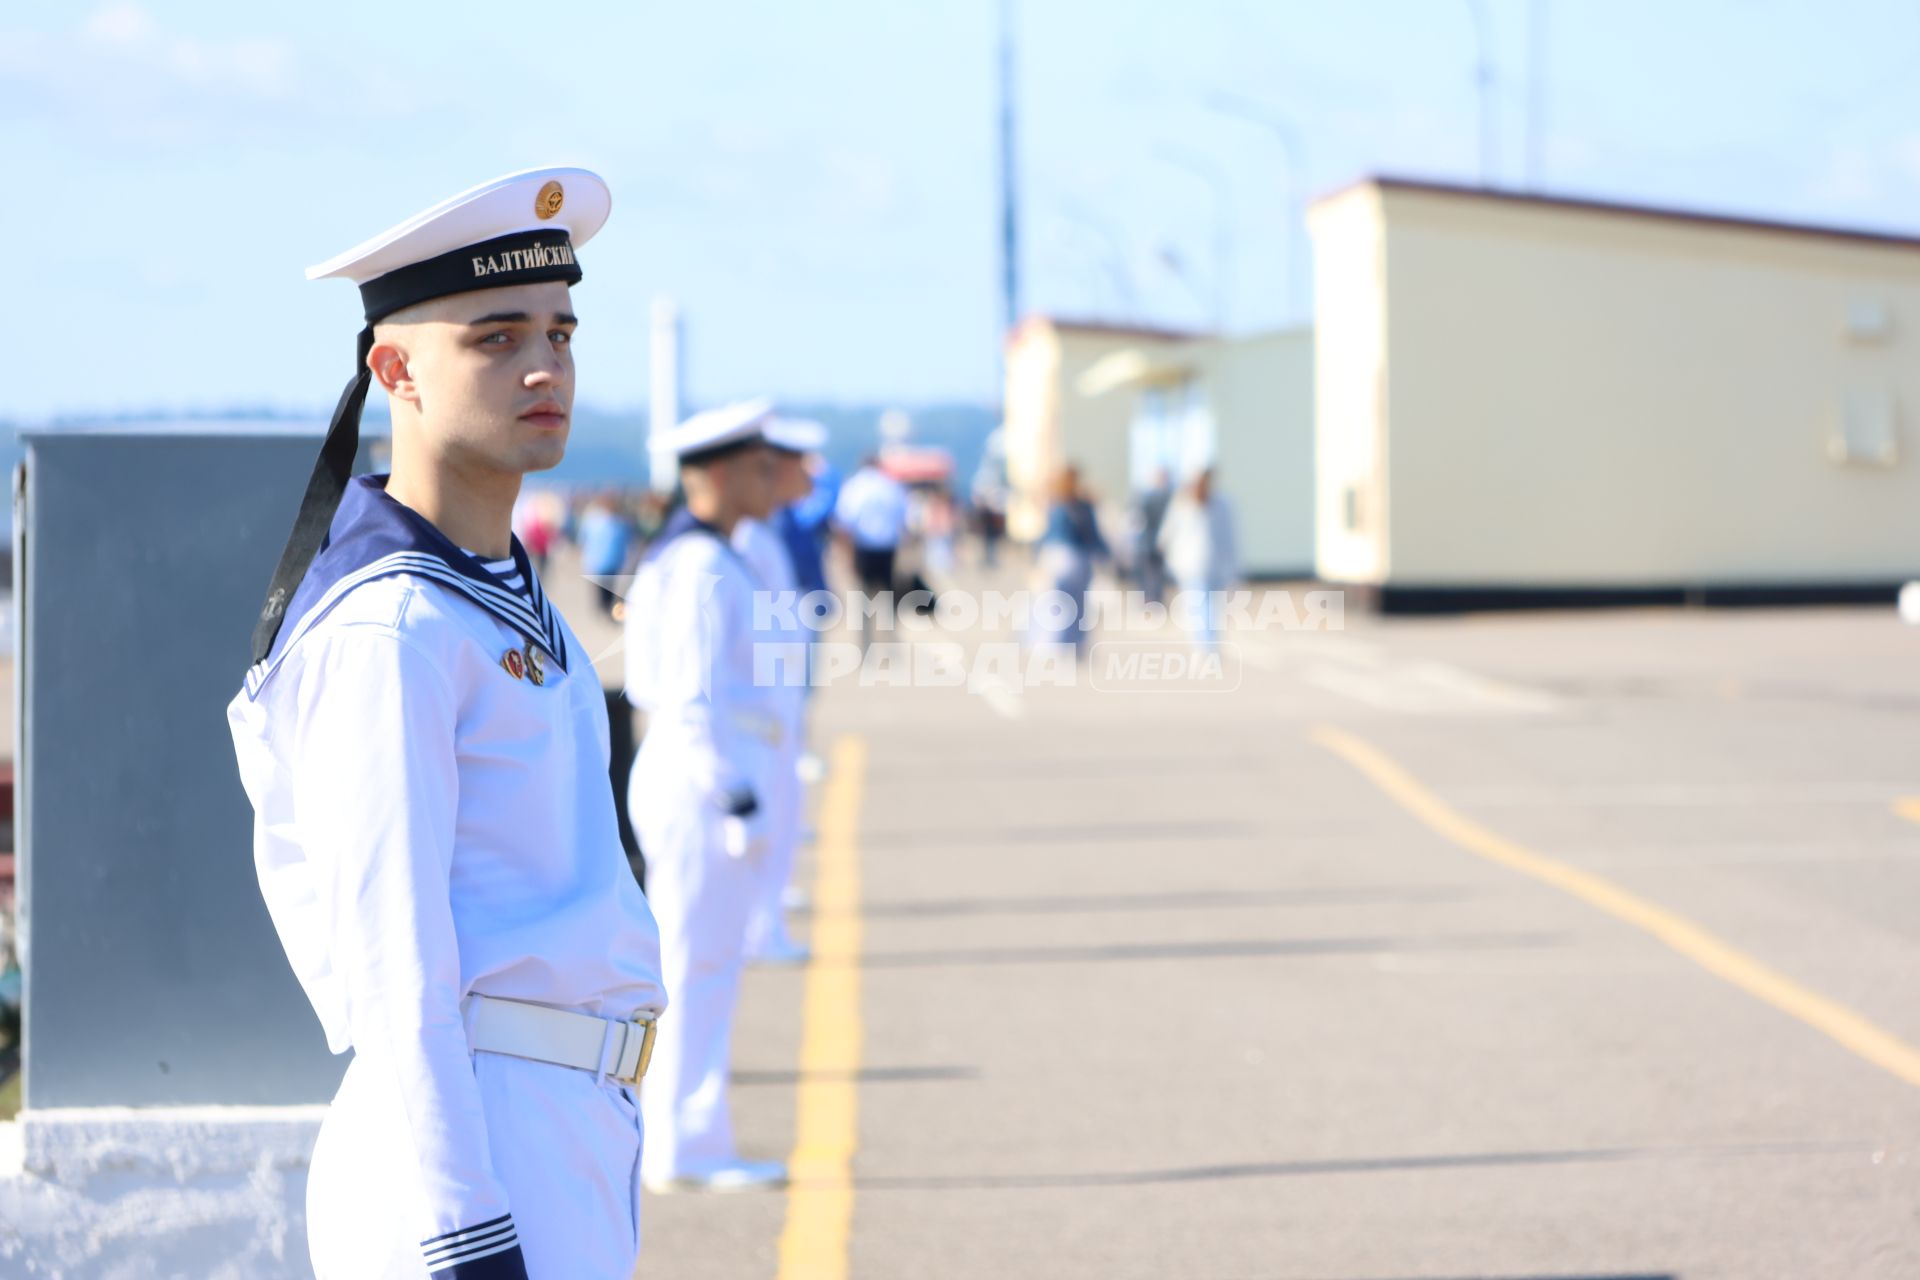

{"left": 1828, "top": 390, "right": 1899, "bottom": 468}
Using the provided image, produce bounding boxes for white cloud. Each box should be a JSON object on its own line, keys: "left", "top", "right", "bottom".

{"left": 661, "top": 125, "right": 907, "bottom": 232}
{"left": 0, "top": 2, "right": 335, "bottom": 151}
{"left": 83, "top": 1, "right": 156, "bottom": 45}
{"left": 818, "top": 148, "right": 904, "bottom": 222}
{"left": 1889, "top": 136, "right": 1920, "bottom": 187}
{"left": 80, "top": 0, "right": 294, "bottom": 99}
{"left": 1812, "top": 142, "right": 1883, "bottom": 207}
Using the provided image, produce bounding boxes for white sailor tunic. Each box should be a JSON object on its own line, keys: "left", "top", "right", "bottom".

{"left": 730, "top": 515, "right": 809, "bottom": 957}
{"left": 622, "top": 509, "right": 782, "bottom": 1180}
{"left": 228, "top": 475, "right": 667, "bottom": 1279}
{"left": 623, "top": 508, "right": 782, "bottom": 826}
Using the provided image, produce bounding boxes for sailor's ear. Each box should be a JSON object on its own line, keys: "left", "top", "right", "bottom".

{"left": 369, "top": 338, "right": 417, "bottom": 404}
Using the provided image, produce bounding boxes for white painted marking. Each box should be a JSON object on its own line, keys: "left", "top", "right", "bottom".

{"left": 1302, "top": 658, "right": 1560, "bottom": 715}
{"left": 977, "top": 684, "right": 1026, "bottom": 720}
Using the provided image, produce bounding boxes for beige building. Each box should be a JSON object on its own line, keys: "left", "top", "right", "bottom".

{"left": 1001, "top": 316, "right": 1315, "bottom": 577}
{"left": 1309, "top": 177, "right": 1920, "bottom": 607}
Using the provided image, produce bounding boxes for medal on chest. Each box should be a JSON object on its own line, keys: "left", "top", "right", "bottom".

{"left": 502, "top": 640, "right": 548, "bottom": 685}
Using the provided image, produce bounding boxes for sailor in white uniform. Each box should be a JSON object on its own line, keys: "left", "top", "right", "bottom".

{"left": 227, "top": 168, "right": 667, "bottom": 1279}
{"left": 624, "top": 399, "right": 788, "bottom": 1191}
{"left": 731, "top": 416, "right": 828, "bottom": 966}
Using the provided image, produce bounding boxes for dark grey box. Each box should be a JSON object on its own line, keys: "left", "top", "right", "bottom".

{"left": 19, "top": 429, "right": 346, "bottom": 1107}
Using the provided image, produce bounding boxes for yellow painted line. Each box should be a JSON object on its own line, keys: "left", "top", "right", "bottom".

{"left": 1894, "top": 797, "right": 1920, "bottom": 825}
{"left": 1311, "top": 724, "right": 1920, "bottom": 1090}
{"left": 777, "top": 735, "right": 867, "bottom": 1280}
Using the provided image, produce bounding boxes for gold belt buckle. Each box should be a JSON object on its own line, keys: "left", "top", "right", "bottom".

{"left": 620, "top": 1014, "right": 658, "bottom": 1085}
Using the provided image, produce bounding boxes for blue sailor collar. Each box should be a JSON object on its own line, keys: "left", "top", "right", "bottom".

{"left": 245, "top": 475, "right": 567, "bottom": 698}
{"left": 644, "top": 505, "right": 723, "bottom": 563}
{"left": 643, "top": 505, "right": 763, "bottom": 586}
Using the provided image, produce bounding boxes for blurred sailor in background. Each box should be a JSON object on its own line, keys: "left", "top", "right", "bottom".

{"left": 776, "top": 438, "right": 834, "bottom": 792}
{"left": 228, "top": 167, "right": 666, "bottom": 1279}
{"left": 624, "top": 399, "right": 789, "bottom": 1192}
{"left": 733, "top": 416, "right": 828, "bottom": 965}
{"left": 782, "top": 450, "right": 839, "bottom": 599}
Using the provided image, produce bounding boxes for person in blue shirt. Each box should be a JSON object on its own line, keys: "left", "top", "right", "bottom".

{"left": 786, "top": 454, "right": 840, "bottom": 544}
{"left": 1033, "top": 463, "right": 1108, "bottom": 655}
{"left": 576, "top": 493, "right": 635, "bottom": 617}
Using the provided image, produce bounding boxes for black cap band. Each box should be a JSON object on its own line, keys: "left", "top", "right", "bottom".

{"left": 358, "top": 229, "right": 581, "bottom": 322}
{"left": 679, "top": 434, "right": 768, "bottom": 469}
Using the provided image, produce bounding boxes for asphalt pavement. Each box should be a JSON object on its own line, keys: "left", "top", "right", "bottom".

{"left": 552, "top": 546, "right": 1920, "bottom": 1280}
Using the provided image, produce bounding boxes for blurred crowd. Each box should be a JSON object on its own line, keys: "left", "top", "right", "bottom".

{"left": 511, "top": 452, "right": 1239, "bottom": 652}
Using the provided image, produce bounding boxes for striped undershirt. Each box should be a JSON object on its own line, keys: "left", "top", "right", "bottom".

{"left": 461, "top": 548, "right": 529, "bottom": 598}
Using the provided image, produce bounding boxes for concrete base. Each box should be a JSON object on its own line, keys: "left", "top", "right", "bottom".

{"left": 0, "top": 1105, "right": 325, "bottom": 1279}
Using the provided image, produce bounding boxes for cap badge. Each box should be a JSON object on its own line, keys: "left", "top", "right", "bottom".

{"left": 524, "top": 642, "right": 547, "bottom": 687}
{"left": 501, "top": 648, "right": 527, "bottom": 681}
{"left": 536, "top": 181, "right": 565, "bottom": 220}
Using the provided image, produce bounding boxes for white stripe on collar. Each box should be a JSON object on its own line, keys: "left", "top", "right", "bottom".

{"left": 244, "top": 551, "right": 567, "bottom": 699}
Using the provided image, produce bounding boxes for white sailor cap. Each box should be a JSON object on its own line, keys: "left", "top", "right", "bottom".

{"left": 763, "top": 416, "right": 828, "bottom": 454}
{"left": 657, "top": 398, "right": 775, "bottom": 465}
{"left": 248, "top": 166, "right": 614, "bottom": 667}
{"left": 307, "top": 166, "right": 612, "bottom": 322}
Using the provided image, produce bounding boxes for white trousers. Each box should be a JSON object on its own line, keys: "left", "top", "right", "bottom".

{"left": 307, "top": 1050, "right": 643, "bottom": 1278}
{"left": 743, "top": 740, "right": 803, "bottom": 956}
{"left": 630, "top": 760, "right": 756, "bottom": 1181}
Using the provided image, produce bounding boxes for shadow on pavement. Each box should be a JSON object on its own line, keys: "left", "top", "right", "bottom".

{"left": 731, "top": 1065, "right": 980, "bottom": 1087}
{"left": 867, "top": 754, "right": 1265, "bottom": 781}
{"left": 848, "top": 1139, "right": 1873, "bottom": 1192}
{"left": 850, "top": 885, "right": 1478, "bottom": 919}
{"left": 862, "top": 819, "right": 1264, "bottom": 849}
{"left": 854, "top": 932, "right": 1567, "bottom": 969}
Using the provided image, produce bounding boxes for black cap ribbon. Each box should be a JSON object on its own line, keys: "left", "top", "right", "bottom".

{"left": 249, "top": 326, "right": 375, "bottom": 665}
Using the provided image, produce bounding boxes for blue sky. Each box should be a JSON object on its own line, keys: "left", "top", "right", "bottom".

{"left": 8, "top": 0, "right": 1920, "bottom": 421}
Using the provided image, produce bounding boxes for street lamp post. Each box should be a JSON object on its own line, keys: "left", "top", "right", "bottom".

{"left": 1464, "top": 0, "right": 1499, "bottom": 186}
{"left": 997, "top": 0, "right": 1021, "bottom": 335}
{"left": 1526, "top": 0, "right": 1550, "bottom": 190}
{"left": 1053, "top": 197, "right": 1141, "bottom": 319}
{"left": 1156, "top": 145, "right": 1233, "bottom": 335}
{"left": 1202, "top": 92, "right": 1310, "bottom": 325}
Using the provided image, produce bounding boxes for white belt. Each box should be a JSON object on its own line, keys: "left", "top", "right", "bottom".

{"left": 463, "top": 994, "right": 658, "bottom": 1087}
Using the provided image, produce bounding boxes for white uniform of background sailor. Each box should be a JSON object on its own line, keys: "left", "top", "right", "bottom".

{"left": 624, "top": 400, "right": 789, "bottom": 1191}
{"left": 732, "top": 415, "right": 828, "bottom": 965}
{"left": 227, "top": 168, "right": 666, "bottom": 1279}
